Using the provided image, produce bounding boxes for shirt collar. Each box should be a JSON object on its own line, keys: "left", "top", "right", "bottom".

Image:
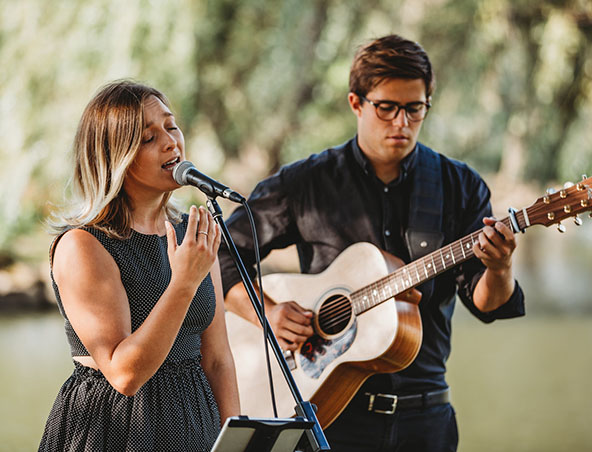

{"left": 352, "top": 135, "right": 419, "bottom": 186}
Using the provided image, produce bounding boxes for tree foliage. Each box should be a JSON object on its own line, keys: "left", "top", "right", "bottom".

{"left": 0, "top": 0, "right": 590, "bottom": 257}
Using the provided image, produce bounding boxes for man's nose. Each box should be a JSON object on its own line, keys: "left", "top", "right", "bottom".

{"left": 392, "top": 107, "right": 409, "bottom": 126}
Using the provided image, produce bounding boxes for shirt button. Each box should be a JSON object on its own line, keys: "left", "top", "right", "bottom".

{"left": 383, "top": 187, "right": 389, "bottom": 193}
{"left": 385, "top": 229, "right": 391, "bottom": 237}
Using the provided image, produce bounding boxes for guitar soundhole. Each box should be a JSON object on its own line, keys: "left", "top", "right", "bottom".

{"left": 317, "top": 294, "right": 352, "bottom": 335}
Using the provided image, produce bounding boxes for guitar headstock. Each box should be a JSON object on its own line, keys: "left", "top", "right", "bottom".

{"left": 527, "top": 175, "right": 592, "bottom": 229}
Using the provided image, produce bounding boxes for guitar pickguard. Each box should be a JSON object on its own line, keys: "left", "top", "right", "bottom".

{"left": 299, "top": 320, "right": 358, "bottom": 379}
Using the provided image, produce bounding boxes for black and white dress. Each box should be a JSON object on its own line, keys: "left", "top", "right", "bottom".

{"left": 39, "top": 216, "right": 221, "bottom": 451}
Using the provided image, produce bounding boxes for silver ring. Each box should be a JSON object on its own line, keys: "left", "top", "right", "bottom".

{"left": 198, "top": 231, "right": 209, "bottom": 237}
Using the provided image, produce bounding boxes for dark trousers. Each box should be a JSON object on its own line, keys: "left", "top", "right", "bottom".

{"left": 323, "top": 401, "right": 458, "bottom": 452}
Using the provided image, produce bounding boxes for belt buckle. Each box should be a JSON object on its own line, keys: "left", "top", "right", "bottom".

{"left": 365, "top": 392, "right": 398, "bottom": 414}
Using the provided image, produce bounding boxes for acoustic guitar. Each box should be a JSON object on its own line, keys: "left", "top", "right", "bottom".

{"left": 226, "top": 176, "right": 592, "bottom": 428}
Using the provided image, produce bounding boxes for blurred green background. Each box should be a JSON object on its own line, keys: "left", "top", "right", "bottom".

{"left": 1, "top": 0, "right": 591, "bottom": 450}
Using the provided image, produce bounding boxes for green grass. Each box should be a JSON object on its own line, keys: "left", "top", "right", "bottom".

{"left": 449, "top": 312, "right": 592, "bottom": 452}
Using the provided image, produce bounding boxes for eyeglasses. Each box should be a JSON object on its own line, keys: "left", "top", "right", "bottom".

{"left": 359, "top": 95, "right": 431, "bottom": 122}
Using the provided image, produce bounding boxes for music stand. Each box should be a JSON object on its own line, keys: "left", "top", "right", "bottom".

{"left": 206, "top": 197, "right": 330, "bottom": 451}
{"left": 211, "top": 416, "right": 314, "bottom": 452}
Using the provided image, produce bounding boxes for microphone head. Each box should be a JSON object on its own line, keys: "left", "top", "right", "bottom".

{"left": 172, "top": 160, "right": 194, "bottom": 185}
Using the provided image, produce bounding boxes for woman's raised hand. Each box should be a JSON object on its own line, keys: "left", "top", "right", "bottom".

{"left": 165, "top": 205, "right": 221, "bottom": 296}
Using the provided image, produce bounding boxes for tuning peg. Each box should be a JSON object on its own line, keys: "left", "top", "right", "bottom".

{"left": 557, "top": 223, "right": 566, "bottom": 233}
{"left": 564, "top": 181, "right": 574, "bottom": 188}
{"left": 583, "top": 174, "right": 588, "bottom": 180}
{"left": 574, "top": 215, "right": 583, "bottom": 226}
{"left": 544, "top": 188, "right": 555, "bottom": 204}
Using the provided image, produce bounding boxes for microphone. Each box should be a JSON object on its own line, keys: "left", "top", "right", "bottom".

{"left": 173, "top": 160, "right": 246, "bottom": 203}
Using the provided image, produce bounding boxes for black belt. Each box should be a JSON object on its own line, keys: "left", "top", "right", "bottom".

{"left": 360, "top": 388, "right": 450, "bottom": 414}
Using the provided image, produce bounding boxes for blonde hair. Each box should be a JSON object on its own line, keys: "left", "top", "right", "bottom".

{"left": 48, "top": 80, "right": 182, "bottom": 238}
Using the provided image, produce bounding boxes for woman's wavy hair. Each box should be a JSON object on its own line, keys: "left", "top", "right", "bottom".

{"left": 349, "top": 34, "right": 435, "bottom": 98}
{"left": 48, "top": 80, "right": 182, "bottom": 238}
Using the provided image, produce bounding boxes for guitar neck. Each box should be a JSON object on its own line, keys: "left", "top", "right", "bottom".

{"left": 351, "top": 209, "right": 531, "bottom": 315}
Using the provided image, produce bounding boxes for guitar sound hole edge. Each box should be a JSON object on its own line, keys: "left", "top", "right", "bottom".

{"left": 315, "top": 293, "right": 353, "bottom": 339}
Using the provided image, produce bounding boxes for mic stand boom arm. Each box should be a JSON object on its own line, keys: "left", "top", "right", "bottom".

{"left": 205, "top": 197, "right": 330, "bottom": 452}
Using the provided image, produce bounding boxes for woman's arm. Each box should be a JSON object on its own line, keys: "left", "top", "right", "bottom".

{"left": 200, "top": 259, "right": 240, "bottom": 423}
{"left": 54, "top": 206, "right": 219, "bottom": 396}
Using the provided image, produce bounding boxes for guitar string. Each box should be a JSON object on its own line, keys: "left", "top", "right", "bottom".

{"left": 327, "top": 198, "right": 574, "bottom": 319}
{"left": 319, "top": 218, "right": 526, "bottom": 330}
{"left": 318, "top": 296, "right": 352, "bottom": 317}
{"left": 316, "top": 213, "right": 529, "bottom": 330}
{"left": 320, "top": 312, "right": 353, "bottom": 332}
{"left": 313, "top": 198, "right": 587, "bottom": 334}
{"left": 319, "top": 298, "right": 351, "bottom": 325}
{"left": 319, "top": 296, "right": 351, "bottom": 317}
{"left": 347, "top": 230, "right": 482, "bottom": 317}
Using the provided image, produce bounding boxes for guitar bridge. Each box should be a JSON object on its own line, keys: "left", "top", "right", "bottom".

{"left": 283, "top": 350, "right": 297, "bottom": 370}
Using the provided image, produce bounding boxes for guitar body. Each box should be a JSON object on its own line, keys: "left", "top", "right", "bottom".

{"left": 226, "top": 242, "right": 423, "bottom": 428}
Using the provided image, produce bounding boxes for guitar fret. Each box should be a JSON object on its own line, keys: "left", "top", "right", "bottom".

{"left": 522, "top": 208, "right": 530, "bottom": 227}
{"left": 460, "top": 239, "right": 466, "bottom": 258}
{"left": 439, "top": 249, "right": 446, "bottom": 270}
{"left": 450, "top": 242, "right": 462, "bottom": 265}
{"left": 423, "top": 258, "right": 429, "bottom": 278}
{"left": 402, "top": 268, "right": 411, "bottom": 287}
{"left": 449, "top": 244, "right": 456, "bottom": 264}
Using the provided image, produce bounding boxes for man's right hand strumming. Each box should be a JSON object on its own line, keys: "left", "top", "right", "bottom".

{"left": 225, "top": 283, "right": 314, "bottom": 351}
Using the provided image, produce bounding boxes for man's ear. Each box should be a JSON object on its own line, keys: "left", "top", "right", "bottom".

{"left": 348, "top": 92, "right": 363, "bottom": 117}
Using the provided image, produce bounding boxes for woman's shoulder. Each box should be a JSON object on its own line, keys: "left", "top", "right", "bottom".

{"left": 52, "top": 229, "right": 112, "bottom": 270}
{"left": 51, "top": 228, "right": 122, "bottom": 291}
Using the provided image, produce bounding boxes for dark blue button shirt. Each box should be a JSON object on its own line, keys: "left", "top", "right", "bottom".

{"left": 219, "top": 136, "right": 525, "bottom": 395}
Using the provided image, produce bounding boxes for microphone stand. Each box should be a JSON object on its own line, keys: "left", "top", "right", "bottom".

{"left": 206, "top": 196, "right": 330, "bottom": 452}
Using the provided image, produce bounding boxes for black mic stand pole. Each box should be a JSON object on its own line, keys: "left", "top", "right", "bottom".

{"left": 205, "top": 196, "right": 330, "bottom": 452}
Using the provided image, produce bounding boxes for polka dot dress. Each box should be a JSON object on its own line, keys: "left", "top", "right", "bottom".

{"left": 39, "top": 215, "right": 221, "bottom": 451}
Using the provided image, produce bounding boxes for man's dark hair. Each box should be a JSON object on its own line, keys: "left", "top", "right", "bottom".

{"left": 349, "top": 34, "right": 435, "bottom": 98}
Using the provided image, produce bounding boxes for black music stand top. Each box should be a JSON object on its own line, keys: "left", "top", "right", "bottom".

{"left": 211, "top": 416, "right": 315, "bottom": 452}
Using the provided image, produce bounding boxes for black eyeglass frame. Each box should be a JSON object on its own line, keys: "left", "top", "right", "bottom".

{"left": 358, "top": 95, "right": 431, "bottom": 122}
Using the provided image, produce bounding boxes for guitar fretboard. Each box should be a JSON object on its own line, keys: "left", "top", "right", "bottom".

{"left": 350, "top": 208, "right": 531, "bottom": 315}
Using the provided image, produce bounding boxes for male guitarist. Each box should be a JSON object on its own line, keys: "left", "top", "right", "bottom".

{"left": 219, "top": 34, "right": 525, "bottom": 452}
